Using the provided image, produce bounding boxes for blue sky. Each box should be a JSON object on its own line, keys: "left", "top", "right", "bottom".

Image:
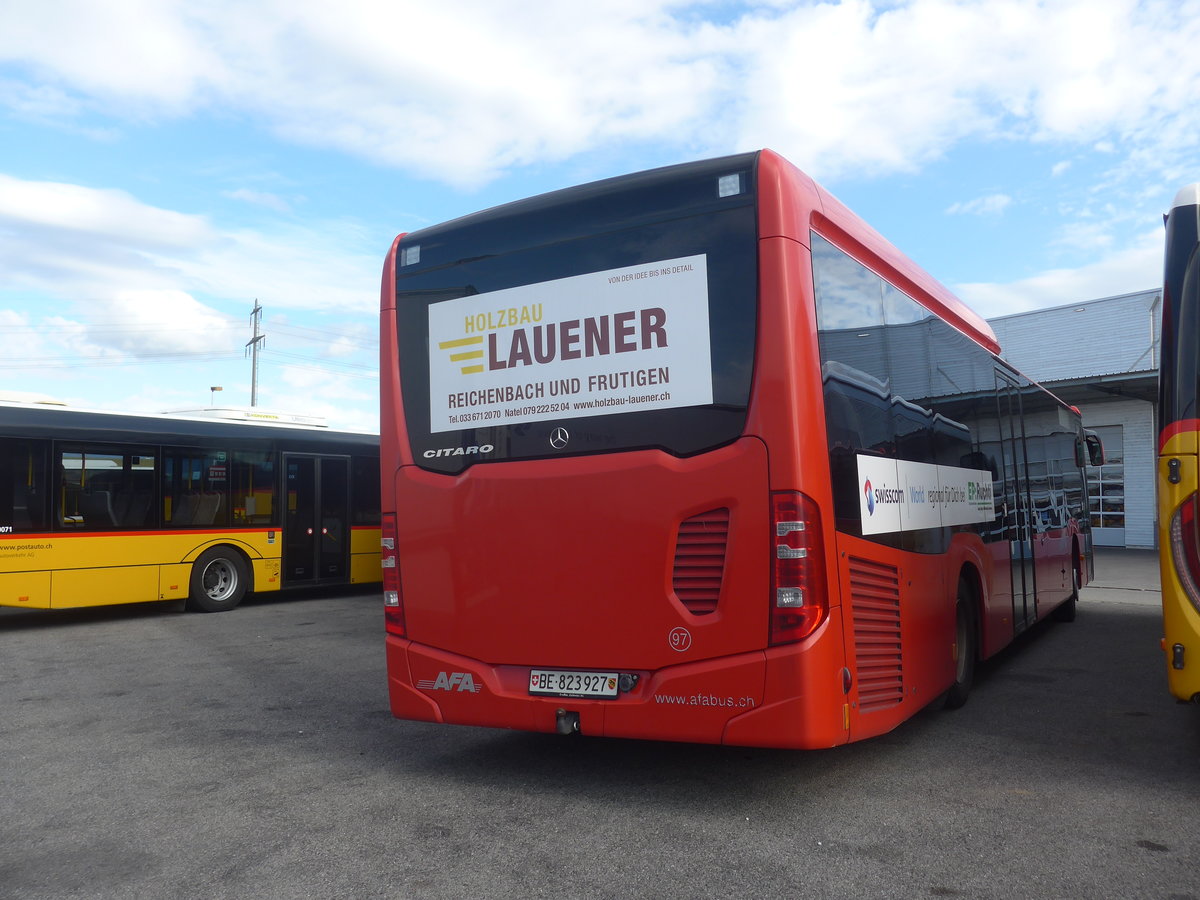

{"left": 1, "top": 0, "right": 1197, "bottom": 431}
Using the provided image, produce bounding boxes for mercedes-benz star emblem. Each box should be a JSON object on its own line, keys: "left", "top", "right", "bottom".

{"left": 549, "top": 427, "right": 570, "bottom": 450}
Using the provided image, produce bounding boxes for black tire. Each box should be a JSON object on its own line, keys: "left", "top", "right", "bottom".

{"left": 1052, "top": 559, "right": 1080, "bottom": 623}
{"left": 186, "top": 547, "right": 249, "bottom": 613}
{"left": 944, "top": 579, "right": 977, "bottom": 710}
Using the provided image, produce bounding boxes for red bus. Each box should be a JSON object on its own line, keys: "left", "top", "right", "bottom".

{"left": 379, "top": 150, "right": 1095, "bottom": 748}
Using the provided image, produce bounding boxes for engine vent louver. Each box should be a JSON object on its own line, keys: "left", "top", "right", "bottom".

{"left": 850, "top": 556, "right": 904, "bottom": 711}
{"left": 672, "top": 508, "right": 730, "bottom": 615}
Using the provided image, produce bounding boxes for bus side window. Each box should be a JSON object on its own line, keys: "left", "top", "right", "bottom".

{"left": 351, "top": 455, "right": 381, "bottom": 525}
{"left": 57, "top": 447, "right": 156, "bottom": 531}
{"left": 231, "top": 450, "right": 275, "bottom": 526}
{"left": 161, "top": 448, "right": 229, "bottom": 529}
{"left": 0, "top": 439, "right": 48, "bottom": 533}
{"left": 58, "top": 451, "right": 83, "bottom": 528}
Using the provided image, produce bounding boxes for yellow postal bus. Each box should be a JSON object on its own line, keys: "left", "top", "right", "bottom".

{"left": 1159, "top": 183, "right": 1200, "bottom": 699}
{"left": 0, "top": 400, "right": 380, "bottom": 612}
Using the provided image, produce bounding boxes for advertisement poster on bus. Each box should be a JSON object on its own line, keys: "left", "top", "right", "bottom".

{"left": 426, "top": 255, "right": 713, "bottom": 432}
{"left": 857, "top": 454, "right": 995, "bottom": 535}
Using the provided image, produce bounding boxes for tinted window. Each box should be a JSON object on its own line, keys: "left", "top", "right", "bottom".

{"left": 58, "top": 445, "right": 156, "bottom": 531}
{"left": 162, "top": 448, "right": 230, "bottom": 528}
{"left": 394, "top": 154, "right": 759, "bottom": 473}
{"left": 230, "top": 450, "right": 276, "bottom": 526}
{"left": 351, "top": 455, "right": 380, "bottom": 525}
{"left": 0, "top": 439, "right": 48, "bottom": 533}
{"left": 813, "top": 233, "right": 1006, "bottom": 553}
{"left": 1161, "top": 197, "right": 1200, "bottom": 427}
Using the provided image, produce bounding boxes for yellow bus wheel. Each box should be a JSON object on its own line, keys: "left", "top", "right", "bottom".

{"left": 187, "top": 548, "right": 250, "bottom": 613}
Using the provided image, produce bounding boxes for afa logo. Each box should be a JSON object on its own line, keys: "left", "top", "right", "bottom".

{"left": 863, "top": 478, "right": 875, "bottom": 515}
{"left": 416, "top": 671, "right": 482, "bottom": 693}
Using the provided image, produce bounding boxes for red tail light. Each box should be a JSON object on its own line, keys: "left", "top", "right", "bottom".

{"left": 1170, "top": 493, "right": 1200, "bottom": 613}
{"left": 770, "top": 491, "right": 828, "bottom": 645}
{"left": 381, "top": 512, "right": 406, "bottom": 637}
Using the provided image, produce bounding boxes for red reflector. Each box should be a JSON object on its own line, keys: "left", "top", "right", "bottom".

{"left": 381, "top": 512, "right": 405, "bottom": 637}
{"left": 770, "top": 491, "right": 828, "bottom": 645}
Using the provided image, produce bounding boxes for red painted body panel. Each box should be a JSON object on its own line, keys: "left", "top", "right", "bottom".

{"left": 388, "top": 614, "right": 850, "bottom": 748}
{"left": 393, "top": 438, "right": 771, "bottom": 670}
{"left": 1035, "top": 526, "right": 1072, "bottom": 608}
{"left": 379, "top": 233, "right": 415, "bottom": 473}
{"left": 981, "top": 539, "right": 1017, "bottom": 658}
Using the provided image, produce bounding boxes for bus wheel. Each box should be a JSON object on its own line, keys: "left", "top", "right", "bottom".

{"left": 944, "top": 581, "right": 977, "bottom": 710}
{"left": 1052, "top": 562, "right": 1080, "bottom": 623}
{"left": 187, "top": 548, "right": 249, "bottom": 613}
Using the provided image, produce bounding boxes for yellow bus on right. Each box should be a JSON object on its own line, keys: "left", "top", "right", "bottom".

{"left": 1159, "top": 182, "right": 1200, "bottom": 702}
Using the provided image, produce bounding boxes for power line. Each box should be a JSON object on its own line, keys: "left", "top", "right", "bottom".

{"left": 270, "top": 362, "right": 377, "bottom": 382}
{"left": 261, "top": 348, "right": 376, "bottom": 372}
{"left": 0, "top": 318, "right": 379, "bottom": 349}
{"left": 0, "top": 346, "right": 376, "bottom": 373}
{"left": 269, "top": 322, "right": 378, "bottom": 349}
{"left": 0, "top": 351, "right": 242, "bottom": 370}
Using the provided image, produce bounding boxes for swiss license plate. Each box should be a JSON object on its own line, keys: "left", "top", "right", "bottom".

{"left": 529, "top": 669, "right": 619, "bottom": 699}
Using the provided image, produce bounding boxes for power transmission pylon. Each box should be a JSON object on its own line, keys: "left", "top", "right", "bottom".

{"left": 246, "top": 300, "right": 266, "bottom": 407}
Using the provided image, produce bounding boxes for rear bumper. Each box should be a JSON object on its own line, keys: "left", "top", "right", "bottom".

{"left": 386, "top": 609, "right": 850, "bottom": 749}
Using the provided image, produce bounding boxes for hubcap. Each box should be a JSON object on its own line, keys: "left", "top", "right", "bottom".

{"left": 203, "top": 559, "right": 237, "bottom": 602}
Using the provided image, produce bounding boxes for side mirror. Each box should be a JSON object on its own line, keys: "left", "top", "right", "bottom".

{"left": 1084, "top": 431, "right": 1105, "bottom": 467}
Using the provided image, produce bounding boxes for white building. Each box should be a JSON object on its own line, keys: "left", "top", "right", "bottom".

{"left": 989, "top": 289, "right": 1160, "bottom": 549}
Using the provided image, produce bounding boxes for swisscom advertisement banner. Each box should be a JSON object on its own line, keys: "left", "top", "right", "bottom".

{"left": 426, "top": 255, "right": 713, "bottom": 433}
{"left": 857, "top": 454, "right": 995, "bottom": 535}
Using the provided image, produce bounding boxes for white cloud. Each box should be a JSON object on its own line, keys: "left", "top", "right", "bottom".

{"left": 0, "top": 174, "right": 379, "bottom": 316}
{"left": 248, "top": 1, "right": 724, "bottom": 186}
{"left": 730, "top": 0, "right": 997, "bottom": 176}
{"left": 1, "top": 0, "right": 1197, "bottom": 189}
{"left": 270, "top": 361, "right": 378, "bottom": 431}
{"left": 326, "top": 334, "right": 364, "bottom": 359}
{"left": 0, "top": 290, "right": 239, "bottom": 379}
{"left": 955, "top": 228, "right": 1162, "bottom": 317}
{"left": 947, "top": 194, "right": 1013, "bottom": 216}
{"left": 730, "top": 0, "right": 1200, "bottom": 183}
{"left": 173, "top": 224, "right": 380, "bottom": 314}
{"left": 91, "top": 289, "right": 240, "bottom": 356}
{"left": 0, "top": 174, "right": 212, "bottom": 248}
{"left": 0, "top": 78, "right": 83, "bottom": 118}
{"left": 1053, "top": 220, "right": 1116, "bottom": 253}
{"left": 0, "top": 0, "right": 223, "bottom": 112}
{"left": 222, "top": 188, "right": 293, "bottom": 213}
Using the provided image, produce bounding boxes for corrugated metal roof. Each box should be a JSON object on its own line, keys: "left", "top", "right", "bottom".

{"left": 988, "top": 289, "right": 1160, "bottom": 383}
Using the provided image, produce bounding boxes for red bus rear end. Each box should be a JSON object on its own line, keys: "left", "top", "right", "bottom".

{"left": 380, "top": 150, "right": 1090, "bottom": 748}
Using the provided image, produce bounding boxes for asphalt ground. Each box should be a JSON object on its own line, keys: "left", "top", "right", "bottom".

{"left": 1, "top": 553, "right": 1197, "bottom": 900}
{"left": 1089, "top": 546, "right": 1162, "bottom": 596}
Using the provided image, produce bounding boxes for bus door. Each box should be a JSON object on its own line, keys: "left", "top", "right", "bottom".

{"left": 282, "top": 454, "right": 351, "bottom": 585}
{"left": 996, "top": 373, "right": 1038, "bottom": 632}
